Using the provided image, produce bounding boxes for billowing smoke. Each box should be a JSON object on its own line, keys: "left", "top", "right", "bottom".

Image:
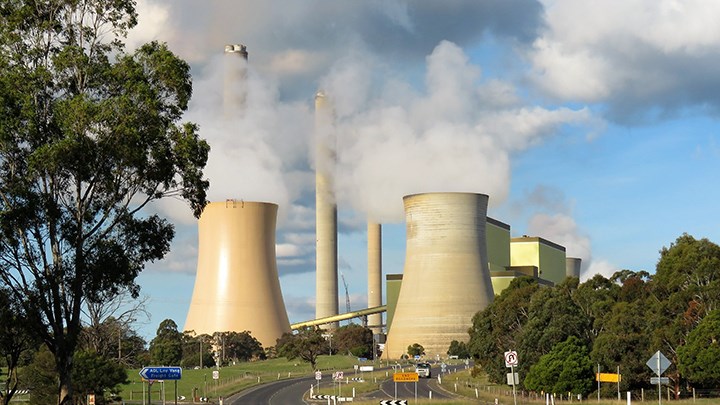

{"left": 150, "top": 40, "right": 596, "bottom": 280}
{"left": 523, "top": 186, "right": 619, "bottom": 280}
{"left": 326, "top": 41, "right": 592, "bottom": 222}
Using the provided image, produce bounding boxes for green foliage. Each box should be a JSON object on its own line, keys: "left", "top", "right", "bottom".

{"left": 333, "top": 324, "right": 374, "bottom": 359}
{"left": 180, "top": 332, "right": 214, "bottom": 369}
{"left": 678, "top": 309, "right": 720, "bottom": 387}
{"left": 650, "top": 234, "right": 720, "bottom": 397}
{"left": 468, "top": 276, "right": 539, "bottom": 384}
{"left": 0, "top": 288, "right": 38, "bottom": 405}
{"left": 447, "top": 340, "right": 469, "bottom": 358}
{"left": 516, "top": 281, "right": 590, "bottom": 378}
{"left": 407, "top": 343, "right": 425, "bottom": 357}
{"left": 19, "top": 346, "right": 57, "bottom": 405}
{"left": 0, "top": 1, "right": 208, "bottom": 403}
{"left": 276, "top": 328, "right": 327, "bottom": 370}
{"left": 149, "top": 319, "right": 183, "bottom": 366}
{"left": 78, "top": 316, "right": 148, "bottom": 369}
{"left": 221, "top": 331, "right": 266, "bottom": 363}
{"left": 71, "top": 351, "right": 128, "bottom": 404}
{"left": 524, "top": 336, "right": 594, "bottom": 396}
{"left": 590, "top": 300, "right": 653, "bottom": 390}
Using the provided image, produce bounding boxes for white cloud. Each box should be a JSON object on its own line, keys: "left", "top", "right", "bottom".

{"left": 126, "top": 0, "right": 170, "bottom": 51}
{"left": 530, "top": 0, "right": 720, "bottom": 120}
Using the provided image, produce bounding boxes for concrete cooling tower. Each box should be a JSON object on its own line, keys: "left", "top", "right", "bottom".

{"left": 384, "top": 192, "right": 495, "bottom": 359}
{"left": 184, "top": 200, "right": 290, "bottom": 349}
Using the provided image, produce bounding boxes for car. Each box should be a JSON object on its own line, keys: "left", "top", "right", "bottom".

{"left": 415, "top": 362, "right": 431, "bottom": 378}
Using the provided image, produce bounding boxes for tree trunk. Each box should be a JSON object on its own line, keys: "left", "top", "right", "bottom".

{"left": 57, "top": 353, "right": 74, "bottom": 405}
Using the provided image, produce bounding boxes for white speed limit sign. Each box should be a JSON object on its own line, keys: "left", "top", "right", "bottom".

{"left": 504, "top": 350, "right": 518, "bottom": 367}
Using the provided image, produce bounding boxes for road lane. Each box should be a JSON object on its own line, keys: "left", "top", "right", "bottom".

{"left": 226, "top": 375, "right": 315, "bottom": 405}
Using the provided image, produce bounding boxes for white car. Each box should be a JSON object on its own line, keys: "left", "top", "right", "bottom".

{"left": 415, "top": 362, "right": 431, "bottom": 378}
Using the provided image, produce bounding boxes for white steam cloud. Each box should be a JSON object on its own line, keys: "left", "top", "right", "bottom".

{"left": 523, "top": 186, "right": 619, "bottom": 280}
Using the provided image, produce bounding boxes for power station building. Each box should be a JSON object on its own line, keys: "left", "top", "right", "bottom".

{"left": 182, "top": 45, "right": 581, "bottom": 359}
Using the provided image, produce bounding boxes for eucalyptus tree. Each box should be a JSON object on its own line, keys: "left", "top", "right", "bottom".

{"left": 468, "top": 276, "right": 539, "bottom": 383}
{"left": 515, "top": 278, "right": 590, "bottom": 379}
{"left": 677, "top": 309, "right": 720, "bottom": 388}
{"left": 649, "top": 234, "right": 720, "bottom": 398}
{"left": 0, "top": 1, "right": 209, "bottom": 403}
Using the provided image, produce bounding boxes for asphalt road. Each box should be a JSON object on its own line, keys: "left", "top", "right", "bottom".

{"left": 225, "top": 375, "right": 315, "bottom": 405}
{"left": 366, "top": 364, "right": 456, "bottom": 402}
{"left": 224, "top": 363, "right": 469, "bottom": 404}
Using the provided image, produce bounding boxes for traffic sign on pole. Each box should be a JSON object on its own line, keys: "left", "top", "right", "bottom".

{"left": 504, "top": 350, "right": 518, "bottom": 367}
{"left": 646, "top": 351, "right": 670, "bottom": 376}
{"left": 139, "top": 367, "right": 182, "bottom": 381}
{"left": 393, "top": 372, "right": 419, "bottom": 382}
{"left": 650, "top": 377, "right": 670, "bottom": 385}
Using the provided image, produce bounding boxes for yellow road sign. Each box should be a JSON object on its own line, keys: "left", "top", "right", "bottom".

{"left": 596, "top": 373, "right": 621, "bottom": 383}
{"left": 393, "top": 372, "right": 419, "bottom": 382}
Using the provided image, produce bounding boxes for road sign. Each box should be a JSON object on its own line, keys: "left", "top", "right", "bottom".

{"left": 333, "top": 371, "right": 344, "bottom": 380}
{"left": 359, "top": 365, "right": 374, "bottom": 372}
{"left": 380, "top": 400, "right": 408, "bottom": 405}
{"left": 212, "top": 370, "right": 219, "bottom": 380}
{"left": 504, "top": 350, "right": 518, "bottom": 367}
{"left": 650, "top": 377, "right": 670, "bottom": 385}
{"left": 596, "top": 373, "right": 621, "bottom": 383}
{"left": 506, "top": 372, "right": 519, "bottom": 385}
{"left": 393, "top": 372, "right": 419, "bottom": 382}
{"left": 139, "top": 366, "right": 182, "bottom": 381}
{"left": 646, "top": 351, "right": 671, "bottom": 376}
{"left": 315, "top": 371, "right": 322, "bottom": 380}
{"left": 87, "top": 394, "right": 95, "bottom": 405}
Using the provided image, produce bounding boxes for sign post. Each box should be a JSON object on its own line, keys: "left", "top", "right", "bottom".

{"left": 393, "top": 372, "right": 419, "bottom": 402}
{"left": 646, "top": 351, "right": 671, "bottom": 405}
{"left": 504, "top": 351, "right": 519, "bottom": 405}
{"left": 140, "top": 367, "right": 182, "bottom": 405}
{"left": 315, "top": 370, "right": 321, "bottom": 395}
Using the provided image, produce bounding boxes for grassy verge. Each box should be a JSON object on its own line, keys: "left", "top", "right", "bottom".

{"left": 118, "top": 355, "right": 383, "bottom": 402}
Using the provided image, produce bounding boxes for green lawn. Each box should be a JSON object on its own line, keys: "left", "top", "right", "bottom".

{"left": 118, "top": 355, "right": 372, "bottom": 402}
{"left": 118, "top": 358, "right": 720, "bottom": 405}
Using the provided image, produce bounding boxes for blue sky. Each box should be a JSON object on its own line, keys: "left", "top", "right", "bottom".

{"left": 125, "top": 0, "right": 720, "bottom": 341}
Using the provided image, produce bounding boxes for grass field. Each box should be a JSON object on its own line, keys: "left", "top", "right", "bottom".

{"left": 119, "top": 355, "right": 377, "bottom": 402}
{"left": 117, "top": 357, "right": 720, "bottom": 405}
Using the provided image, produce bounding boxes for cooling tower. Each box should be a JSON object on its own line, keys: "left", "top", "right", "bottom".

{"left": 314, "top": 91, "right": 339, "bottom": 328}
{"left": 566, "top": 257, "right": 582, "bottom": 279}
{"left": 367, "top": 222, "right": 382, "bottom": 333}
{"left": 384, "top": 192, "right": 495, "bottom": 359}
{"left": 184, "top": 200, "right": 290, "bottom": 349}
{"left": 223, "top": 44, "right": 248, "bottom": 115}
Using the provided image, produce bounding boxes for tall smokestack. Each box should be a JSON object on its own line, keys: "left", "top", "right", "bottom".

{"left": 224, "top": 44, "right": 248, "bottom": 116}
{"left": 184, "top": 200, "right": 291, "bottom": 349}
{"left": 566, "top": 257, "right": 582, "bottom": 279}
{"left": 314, "top": 91, "right": 339, "bottom": 328}
{"left": 367, "top": 222, "right": 382, "bottom": 334}
{"left": 384, "top": 192, "right": 495, "bottom": 358}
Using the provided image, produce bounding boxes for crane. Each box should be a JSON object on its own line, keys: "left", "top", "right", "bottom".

{"left": 340, "top": 272, "right": 351, "bottom": 313}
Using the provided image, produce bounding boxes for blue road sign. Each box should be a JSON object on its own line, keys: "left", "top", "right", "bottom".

{"left": 139, "top": 366, "right": 182, "bottom": 380}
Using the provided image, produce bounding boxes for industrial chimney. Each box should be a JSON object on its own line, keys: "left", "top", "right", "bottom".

{"left": 224, "top": 44, "right": 248, "bottom": 116}
{"left": 565, "top": 257, "right": 582, "bottom": 279}
{"left": 367, "top": 222, "right": 382, "bottom": 334}
{"left": 314, "top": 91, "right": 339, "bottom": 328}
{"left": 184, "top": 200, "right": 291, "bottom": 349}
{"left": 384, "top": 192, "right": 495, "bottom": 359}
